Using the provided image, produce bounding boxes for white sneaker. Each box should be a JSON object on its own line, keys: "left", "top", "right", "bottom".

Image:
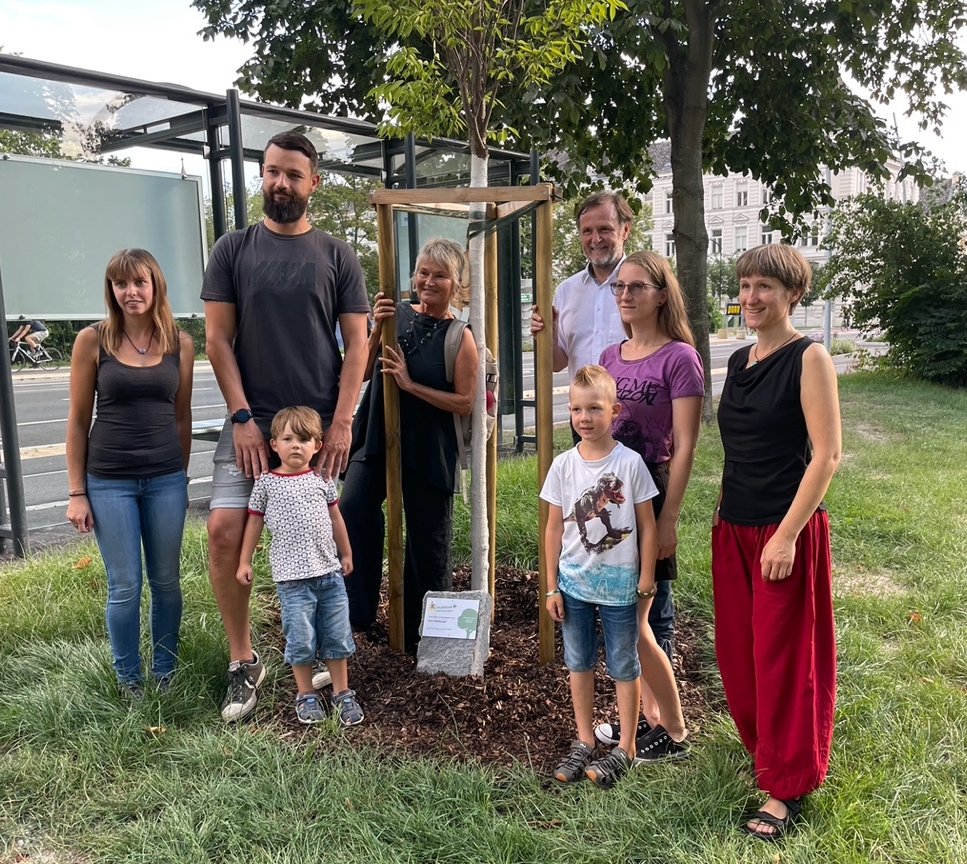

{"left": 311, "top": 662, "right": 332, "bottom": 690}
{"left": 219, "top": 651, "right": 266, "bottom": 723}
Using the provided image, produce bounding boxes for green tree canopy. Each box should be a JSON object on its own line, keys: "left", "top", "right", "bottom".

{"left": 193, "top": 0, "right": 967, "bottom": 415}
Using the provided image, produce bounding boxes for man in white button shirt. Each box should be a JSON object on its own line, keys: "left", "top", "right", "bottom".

{"left": 531, "top": 191, "right": 633, "bottom": 379}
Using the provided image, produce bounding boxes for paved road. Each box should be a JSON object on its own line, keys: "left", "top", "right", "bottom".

{"left": 2, "top": 336, "right": 863, "bottom": 543}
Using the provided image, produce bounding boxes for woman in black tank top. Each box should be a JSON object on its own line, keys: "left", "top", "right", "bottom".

{"left": 66, "top": 249, "right": 194, "bottom": 699}
{"left": 713, "top": 244, "right": 842, "bottom": 841}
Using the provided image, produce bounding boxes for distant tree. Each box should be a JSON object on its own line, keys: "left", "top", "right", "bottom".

{"left": 706, "top": 255, "right": 737, "bottom": 302}
{"left": 0, "top": 129, "right": 62, "bottom": 158}
{"left": 823, "top": 187, "right": 967, "bottom": 386}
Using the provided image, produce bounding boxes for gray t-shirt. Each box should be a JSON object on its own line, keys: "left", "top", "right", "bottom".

{"left": 201, "top": 223, "right": 369, "bottom": 434}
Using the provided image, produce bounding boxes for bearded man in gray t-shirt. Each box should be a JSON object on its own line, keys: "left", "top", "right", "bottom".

{"left": 201, "top": 131, "right": 370, "bottom": 723}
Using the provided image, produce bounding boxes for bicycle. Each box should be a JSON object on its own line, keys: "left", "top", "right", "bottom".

{"left": 8, "top": 340, "right": 64, "bottom": 371}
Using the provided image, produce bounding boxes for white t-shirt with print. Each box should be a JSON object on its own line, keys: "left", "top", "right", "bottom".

{"left": 540, "top": 442, "right": 658, "bottom": 606}
{"left": 247, "top": 470, "right": 341, "bottom": 582}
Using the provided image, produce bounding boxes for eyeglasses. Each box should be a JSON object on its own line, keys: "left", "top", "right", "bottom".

{"left": 610, "top": 281, "right": 662, "bottom": 296}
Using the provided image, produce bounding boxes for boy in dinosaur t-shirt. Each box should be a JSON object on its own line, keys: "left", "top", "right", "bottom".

{"left": 540, "top": 365, "right": 659, "bottom": 789}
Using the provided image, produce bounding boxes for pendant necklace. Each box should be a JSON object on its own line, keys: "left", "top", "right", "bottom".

{"left": 123, "top": 328, "right": 155, "bottom": 355}
{"left": 399, "top": 306, "right": 449, "bottom": 358}
{"left": 749, "top": 332, "right": 799, "bottom": 367}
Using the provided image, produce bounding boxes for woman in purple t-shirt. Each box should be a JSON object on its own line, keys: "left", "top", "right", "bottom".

{"left": 595, "top": 250, "right": 704, "bottom": 760}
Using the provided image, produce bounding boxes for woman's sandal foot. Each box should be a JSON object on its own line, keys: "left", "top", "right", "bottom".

{"left": 741, "top": 796, "right": 804, "bottom": 842}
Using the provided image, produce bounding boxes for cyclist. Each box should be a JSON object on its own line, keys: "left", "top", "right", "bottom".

{"left": 9, "top": 316, "right": 49, "bottom": 357}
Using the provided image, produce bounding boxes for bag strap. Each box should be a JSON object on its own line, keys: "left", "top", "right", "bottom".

{"left": 443, "top": 318, "right": 467, "bottom": 384}
{"left": 445, "top": 318, "right": 470, "bottom": 472}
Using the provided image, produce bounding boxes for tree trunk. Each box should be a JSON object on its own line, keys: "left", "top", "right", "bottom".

{"left": 468, "top": 151, "right": 489, "bottom": 589}
{"left": 664, "top": 1, "right": 716, "bottom": 422}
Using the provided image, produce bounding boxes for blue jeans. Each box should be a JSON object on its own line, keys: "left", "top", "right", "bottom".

{"left": 87, "top": 470, "right": 187, "bottom": 685}
{"left": 560, "top": 592, "right": 640, "bottom": 681}
{"left": 276, "top": 573, "right": 356, "bottom": 666}
{"left": 648, "top": 580, "right": 675, "bottom": 662}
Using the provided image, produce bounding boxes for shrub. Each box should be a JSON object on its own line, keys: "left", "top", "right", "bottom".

{"left": 822, "top": 186, "right": 967, "bottom": 386}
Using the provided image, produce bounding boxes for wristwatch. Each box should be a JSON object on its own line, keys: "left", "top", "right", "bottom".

{"left": 229, "top": 408, "right": 254, "bottom": 424}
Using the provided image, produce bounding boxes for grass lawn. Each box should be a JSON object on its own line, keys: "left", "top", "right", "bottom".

{"left": 1, "top": 371, "right": 965, "bottom": 863}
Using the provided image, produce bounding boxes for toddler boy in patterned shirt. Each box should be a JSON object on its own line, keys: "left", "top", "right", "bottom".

{"left": 236, "top": 406, "right": 363, "bottom": 726}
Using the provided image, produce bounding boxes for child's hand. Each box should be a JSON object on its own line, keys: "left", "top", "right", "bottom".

{"left": 340, "top": 554, "right": 354, "bottom": 577}
{"left": 546, "top": 593, "right": 565, "bottom": 622}
{"left": 236, "top": 564, "right": 253, "bottom": 586}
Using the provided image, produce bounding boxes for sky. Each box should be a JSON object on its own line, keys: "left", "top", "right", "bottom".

{"left": 2, "top": 0, "right": 967, "bottom": 176}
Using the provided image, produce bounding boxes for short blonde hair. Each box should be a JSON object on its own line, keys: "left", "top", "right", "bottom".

{"left": 736, "top": 244, "right": 812, "bottom": 311}
{"left": 413, "top": 237, "right": 470, "bottom": 309}
{"left": 571, "top": 365, "right": 618, "bottom": 404}
{"left": 270, "top": 406, "right": 324, "bottom": 441}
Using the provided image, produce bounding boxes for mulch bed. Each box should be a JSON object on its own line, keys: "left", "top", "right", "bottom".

{"left": 264, "top": 566, "right": 716, "bottom": 775}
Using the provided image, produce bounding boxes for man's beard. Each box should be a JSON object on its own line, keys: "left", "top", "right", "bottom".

{"left": 263, "top": 189, "right": 308, "bottom": 224}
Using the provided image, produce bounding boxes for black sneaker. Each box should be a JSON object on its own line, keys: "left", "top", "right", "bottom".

{"left": 634, "top": 724, "right": 690, "bottom": 764}
{"left": 594, "top": 718, "right": 652, "bottom": 747}
{"left": 220, "top": 651, "right": 266, "bottom": 723}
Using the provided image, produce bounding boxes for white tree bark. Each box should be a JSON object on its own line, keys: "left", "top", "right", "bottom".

{"left": 468, "top": 152, "right": 489, "bottom": 590}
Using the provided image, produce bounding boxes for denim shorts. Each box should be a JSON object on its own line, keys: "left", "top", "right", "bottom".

{"left": 276, "top": 571, "right": 356, "bottom": 666}
{"left": 560, "top": 591, "right": 640, "bottom": 681}
{"left": 210, "top": 419, "right": 279, "bottom": 510}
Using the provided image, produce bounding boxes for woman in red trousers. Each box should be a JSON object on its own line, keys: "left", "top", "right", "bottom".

{"left": 713, "top": 243, "right": 841, "bottom": 842}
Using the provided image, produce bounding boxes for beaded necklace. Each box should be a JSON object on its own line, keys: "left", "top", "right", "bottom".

{"left": 398, "top": 305, "right": 451, "bottom": 358}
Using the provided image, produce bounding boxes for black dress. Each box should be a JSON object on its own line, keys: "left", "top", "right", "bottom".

{"left": 341, "top": 302, "right": 461, "bottom": 652}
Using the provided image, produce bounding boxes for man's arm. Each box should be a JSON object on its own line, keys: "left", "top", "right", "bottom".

{"left": 319, "top": 310, "right": 368, "bottom": 479}
{"left": 205, "top": 299, "right": 269, "bottom": 478}
{"left": 529, "top": 306, "right": 568, "bottom": 372}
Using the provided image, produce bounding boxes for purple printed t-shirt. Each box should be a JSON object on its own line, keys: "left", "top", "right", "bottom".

{"left": 599, "top": 340, "right": 705, "bottom": 464}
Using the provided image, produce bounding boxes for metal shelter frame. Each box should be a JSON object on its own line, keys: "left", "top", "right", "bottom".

{"left": 0, "top": 54, "right": 541, "bottom": 557}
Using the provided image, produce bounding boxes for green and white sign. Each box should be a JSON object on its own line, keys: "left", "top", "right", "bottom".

{"left": 422, "top": 597, "right": 480, "bottom": 640}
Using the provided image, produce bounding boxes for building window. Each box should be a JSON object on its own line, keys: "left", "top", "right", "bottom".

{"left": 761, "top": 226, "right": 774, "bottom": 245}
{"left": 734, "top": 225, "right": 747, "bottom": 252}
{"left": 762, "top": 185, "right": 775, "bottom": 204}
{"left": 711, "top": 184, "right": 723, "bottom": 210}
{"left": 664, "top": 190, "right": 673, "bottom": 214}
{"left": 710, "top": 228, "right": 723, "bottom": 255}
{"left": 665, "top": 233, "right": 676, "bottom": 257}
{"left": 736, "top": 184, "right": 749, "bottom": 208}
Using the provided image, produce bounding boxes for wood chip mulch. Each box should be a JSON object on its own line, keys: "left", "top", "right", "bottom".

{"left": 264, "top": 566, "right": 718, "bottom": 775}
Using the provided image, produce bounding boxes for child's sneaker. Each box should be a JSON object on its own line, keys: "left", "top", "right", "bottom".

{"left": 553, "top": 740, "right": 595, "bottom": 784}
{"left": 311, "top": 662, "right": 332, "bottom": 690}
{"left": 594, "top": 718, "right": 652, "bottom": 747}
{"left": 295, "top": 693, "right": 327, "bottom": 725}
{"left": 634, "top": 724, "right": 690, "bottom": 763}
{"left": 220, "top": 651, "right": 266, "bottom": 723}
{"left": 331, "top": 688, "right": 364, "bottom": 726}
{"left": 585, "top": 746, "right": 632, "bottom": 789}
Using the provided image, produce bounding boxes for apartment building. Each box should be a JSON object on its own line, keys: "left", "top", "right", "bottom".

{"left": 648, "top": 150, "right": 920, "bottom": 265}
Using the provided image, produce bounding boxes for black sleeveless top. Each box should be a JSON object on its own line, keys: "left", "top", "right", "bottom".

{"left": 348, "top": 301, "right": 459, "bottom": 492}
{"left": 717, "top": 337, "right": 823, "bottom": 525}
{"left": 86, "top": 337, "right": 183, "bottom": 479}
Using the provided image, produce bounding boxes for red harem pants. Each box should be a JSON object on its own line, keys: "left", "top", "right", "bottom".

{"left": 711, "top": 510, "right": 836, "bottom": 800}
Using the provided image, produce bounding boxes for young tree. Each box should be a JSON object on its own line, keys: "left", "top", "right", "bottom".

{"left": 352, "top": 0, "right": 623, "bottom": 586}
